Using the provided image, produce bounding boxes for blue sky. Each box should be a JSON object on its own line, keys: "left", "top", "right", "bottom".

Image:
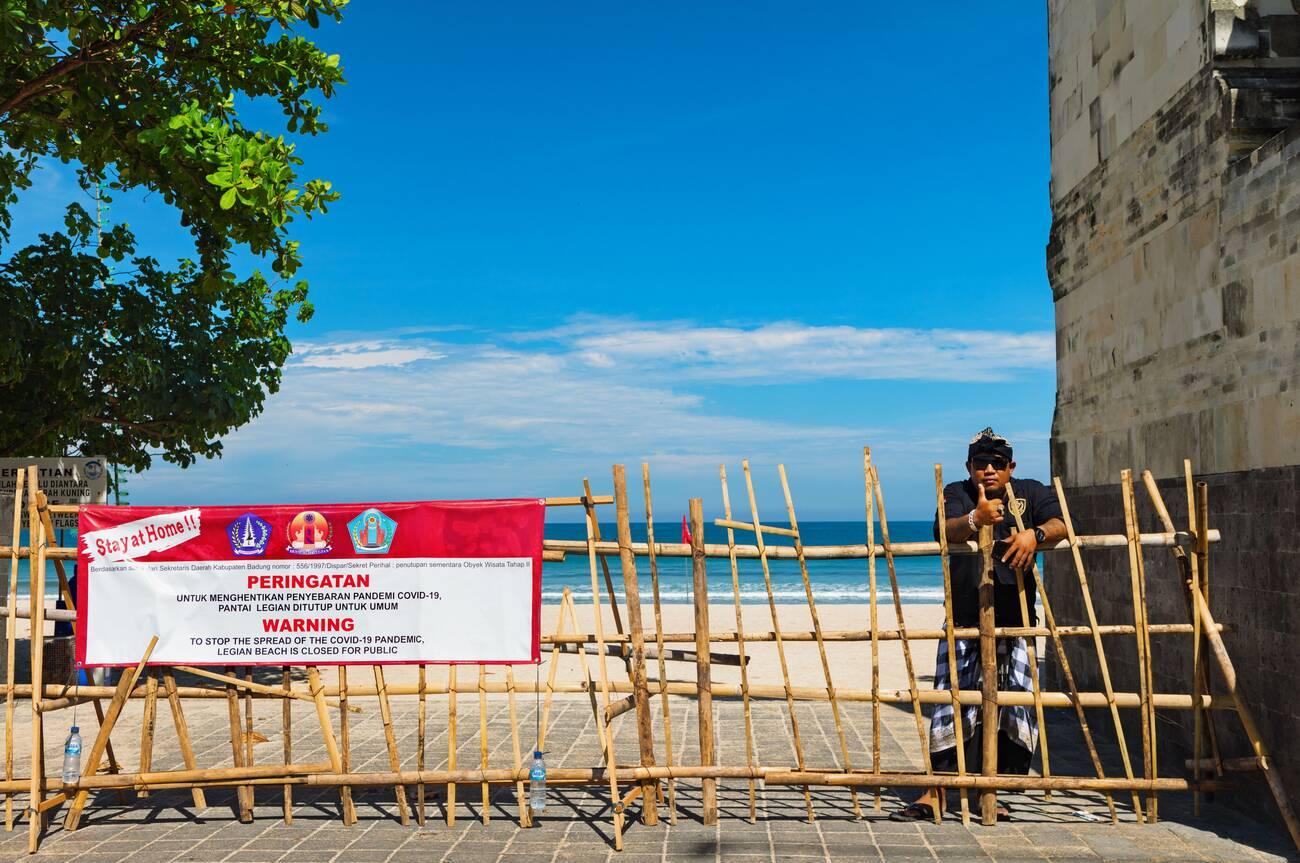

{"left": 10, "top": 4, "right": 1055, "bottom": 521}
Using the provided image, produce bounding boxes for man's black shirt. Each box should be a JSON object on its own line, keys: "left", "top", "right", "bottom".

{"left": 931, "top": 477, "right": 1063, "bottom": 627}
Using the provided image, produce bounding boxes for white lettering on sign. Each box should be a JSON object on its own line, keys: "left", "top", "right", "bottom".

{"left": 81, "top": 509, "right": 202, "bottom": 562}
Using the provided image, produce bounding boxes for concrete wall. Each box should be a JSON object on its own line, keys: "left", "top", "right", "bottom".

{"left": 1046, "top": 0, "right": 1300, "bottom": 828}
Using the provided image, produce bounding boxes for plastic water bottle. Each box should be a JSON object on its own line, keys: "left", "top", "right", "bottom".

{"left": 61, "top": 726, "right": 82, "bottom": 784}
{"left": 528, "top": 750, "right": 547, "bottom": 813}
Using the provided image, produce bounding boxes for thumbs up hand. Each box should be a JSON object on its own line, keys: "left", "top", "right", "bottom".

{"left": 973, "top": 482, "right": 1005, "bottom": 528}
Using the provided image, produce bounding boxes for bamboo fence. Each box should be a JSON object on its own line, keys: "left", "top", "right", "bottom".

{"left": 0, "top": 454, "right": 1296, "bottom": 855}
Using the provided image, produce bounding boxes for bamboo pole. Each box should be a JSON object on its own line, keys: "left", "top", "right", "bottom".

{"left": 537, "top": 594, "right": 571, "bottom": 752}
{"left": 33, "top": 496, "right": 73, "bottom": 629}
{"left": 91, "top": 699, "right": 123, "bottom": 783}
{"left": 719, "top": 465, "right": 757, "bottom": 822}
{"left": 305, "top": 667, "right": 342, "bottom": 773}
{"left": 505, "top": 666, "right": 531, "bottom": 828}
{"left": 1142, "top": 468, "right": 1221, "bottom": 814}
{"left": 1188, "top": 521, "right": 1300, "bottom": 851}
{"left": 64, "top": 635, "right": 158, "bottom": 831}
{"left": 1012, "top": 566, "right": 1051, "bottom": 799}
{"left": 137, "top": 673, "right": 158, "bottom": 799}
{"left": 546, "top": 621, "right": 1215, "bottom": 646}
{"left": 865, "top": 450, "right": 881, "bottom": 812}
{"left": 1188, "top": 470, "right": 1204, "bottom": 817}
{"left": 25, "top": 514, "right": 45, "bottom": 852}
{"left": 1120, "top": 471, "right": 1156, "bottom": 822}
{"left": 161, "top": 672, "right": 206, "bottom": 809}
{"left": 447, "top": 665, "right": 457, "bottom": 827}
{"left": 36, "top": 488, "right": 131, "bottom": 808}
{"left": 4, "top": 467, "right": 23, "bottom": 833}
{"left": 172, "top": 665, "right": 355, "bottom": 711}
{"left": 689, "top": 499, "right": 717, "bottom": 826}
{"left": 337, "top": 666, "right": 356, "bottom": 825}
{"left": 416, "top": 664, "right": 426, "bottom": 826}
{"left": 583, "top": 478, "right": 624, "bottom": 636}
{"left": 539, "top": 530, "right": 1220, "bottom": 561}
{"left": 1060, "top": 477, "right": 1144, "bottom": 819}
{"left": 0, "top": 526, "right": 1225, "bottom": 565}
{"left": 870, "top": 463, "right": 938, "bottom": 824}
{"left": 778, "top": 464, "right": 860, "bottom": 818}
{"left": 1193, "top": 479, "right": 1223, "bottom": 784}
{"left": 565, "top": 581, "right": 622, "bottom": 848}
{"left": 478, "top": 665, "right": 490, "bottom": 824}
{"left": 612, "top": 464, "right": 658, "bottom": 826}
{"left": 741, "top": 459, "right": 813, "bottom": 820}
{"left": 713, "top": 518, "right": 799, "bottom": 537}
{"left": 978, "top": 522, "right": 997, "bottom": 826}
{"left": 1006, "top": 483, "right": 1115, "bottom": 821}
{"left": 0, "top": 763, "right": 1231, "bottom": 796}
{"left": 374, "top": 665, "right": 411, "bottom": 824}
{"left": 225, "top": 667, "right": 253, "bottom": 822}
{"left": 243, "top": 667, "right": 255, "bottom": 811}
{"left": 583, "top": 496, "right": 624, "bottom": 849}
{"left": 11, "top": 677, "right": 1229, "bottom": 709}
{"left": 934, "top": 465, "right": 971, "bottom": 825}
{"left": 642, "top": 463, "right": 677, "bottom": 823}
{"left": 281, "top": 667, "right": 292, "bottom": 824}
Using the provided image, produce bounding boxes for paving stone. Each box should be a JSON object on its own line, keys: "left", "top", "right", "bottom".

{"left": 3, "top": 698, "right": 1295, "bottom": 862}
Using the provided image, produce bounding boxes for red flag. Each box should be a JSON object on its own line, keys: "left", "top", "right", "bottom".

{"left": 680, "top": 515, "right": 692, "bottom": 545}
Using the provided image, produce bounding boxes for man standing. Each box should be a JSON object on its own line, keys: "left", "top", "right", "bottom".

{"left": 891, "top": 428, "right": 1066, "bottom": 821}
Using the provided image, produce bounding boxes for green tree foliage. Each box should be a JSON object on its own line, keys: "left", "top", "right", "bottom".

{"left": 0, "top": 1, "right": 345, "bottom": 470}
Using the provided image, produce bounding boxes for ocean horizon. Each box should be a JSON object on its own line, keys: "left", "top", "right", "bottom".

{"left": 542, "top": 519, "right": 945, "bottom": 605}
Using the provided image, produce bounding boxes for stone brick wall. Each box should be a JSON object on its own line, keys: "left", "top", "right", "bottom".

{"left": 1048, "top": 1, "right": 1208, "bottom": 203}
{"left": 1044, "top": 466, "right": 1299, "bottom": 824}
{"left": 1047, "top": 0, "right": 1300, "bottom": 830}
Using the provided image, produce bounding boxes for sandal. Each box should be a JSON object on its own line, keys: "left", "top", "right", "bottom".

{"left": 889, "top": 802, "right": 936, "bottom": 822}
{"left": 890, "top": 794, "right": 946, "bottom": 822}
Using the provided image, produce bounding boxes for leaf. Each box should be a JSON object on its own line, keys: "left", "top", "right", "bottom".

{"left": 219, "top": 188, "right": 237, "bottom": 209}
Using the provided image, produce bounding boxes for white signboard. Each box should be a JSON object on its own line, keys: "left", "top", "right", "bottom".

{"left": 82, "top": 557, "right": 535, "bottom": 666}
{"left": 0, "top": 456, "right": 108, "bottom": 543}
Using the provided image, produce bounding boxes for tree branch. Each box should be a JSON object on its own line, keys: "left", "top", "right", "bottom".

{"left": 0, "top": 8, "right": 169, "bottom": 119}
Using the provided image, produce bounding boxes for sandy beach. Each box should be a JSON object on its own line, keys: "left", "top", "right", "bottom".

{"left": 529, "top": 601, "right": 953, "bottom": 696}
{"left": 4, "top": 602, "right": 964, "bottom": 695}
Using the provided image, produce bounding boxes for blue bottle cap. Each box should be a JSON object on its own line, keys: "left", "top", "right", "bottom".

{"left": 70, "top": 726, "right": 79, "bottom": 733}
{"left": 534, "top": 750, "right": 542, "bottom": 758}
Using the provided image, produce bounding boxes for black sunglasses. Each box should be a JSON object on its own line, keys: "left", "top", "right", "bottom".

{"left": 971, "top": 456, "right": 1009, "bottom": 471}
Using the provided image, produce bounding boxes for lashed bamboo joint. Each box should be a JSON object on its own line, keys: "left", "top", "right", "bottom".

{"left": 2, "top": 453, "right": 1295, "bottom": 855}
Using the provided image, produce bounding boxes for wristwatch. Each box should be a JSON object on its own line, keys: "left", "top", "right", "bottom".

{"left": 1034, "top": 527, "right": 1046, "bottom": 544}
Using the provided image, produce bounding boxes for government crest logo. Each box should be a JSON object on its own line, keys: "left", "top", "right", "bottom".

{"left": 287, "top": 510, "right": 332, "bottom": 555}
{"left": 228, "top": 513, "right": 271, "bottom": 557}
{"left": 83, "top": 459, "right": 104, "bottom": 481}
{"left": 348, "top": 508, "right": 396, "bottom": 555}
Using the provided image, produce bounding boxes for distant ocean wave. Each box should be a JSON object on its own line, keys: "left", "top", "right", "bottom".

{"left": 540, "top": 519, "right": 951, "bottom": 605}
{"left": 541, "top": 585, "right": 947, "bottom": 604}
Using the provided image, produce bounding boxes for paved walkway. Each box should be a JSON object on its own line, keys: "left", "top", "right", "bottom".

{"left": 1, "top": 680, "right": 1294, "bottom": 862}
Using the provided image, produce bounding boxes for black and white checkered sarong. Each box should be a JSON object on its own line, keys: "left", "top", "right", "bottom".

{"left": 928, "top": 634, "right": 1037, "bottom": 755}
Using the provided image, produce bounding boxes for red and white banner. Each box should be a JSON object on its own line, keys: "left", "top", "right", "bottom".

{"left": 76, "top": 499, "right": 544, "bottom": 667}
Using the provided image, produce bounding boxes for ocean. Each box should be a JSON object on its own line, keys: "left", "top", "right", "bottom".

{"left": 8, "top": 520, "right": 948, "bottom": 605}
{"left": 542, "top": 520, "right": 944, "bottom": 605}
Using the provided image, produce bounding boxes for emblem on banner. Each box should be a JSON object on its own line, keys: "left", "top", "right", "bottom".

{"left": 228, "top": 512, "right": 271, "bottom": 557}
{"left": 287, "top": 510, "right": 332, "bottom": 555}
{"left": 84, "top": 459, "right": 105, "bottom": 481}
{"left": 1009, "top": 498, "right": 1027, "bottom": 518}
{"left": 348, "top": 508, "right": 396, "bottom": 554}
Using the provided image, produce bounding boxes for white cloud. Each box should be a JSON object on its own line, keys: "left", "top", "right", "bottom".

{"left": 132, "top": 316, "right": 1055, "bottom": 517}
{"left": 292, "top": 339, "right": 446, "bottom": 369}
{"left": 516, "top": 319, "right": 1053, "bottom": 383}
